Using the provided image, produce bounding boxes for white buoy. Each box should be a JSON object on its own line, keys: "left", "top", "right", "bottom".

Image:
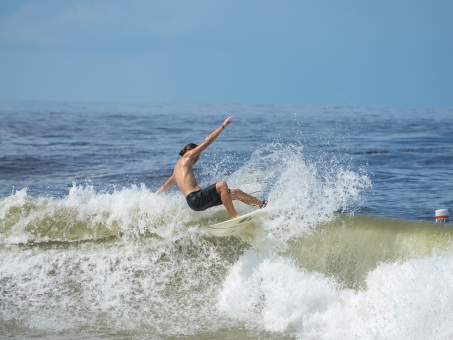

{"left": 435, "top": 209, "right": 450, "bottom": 223}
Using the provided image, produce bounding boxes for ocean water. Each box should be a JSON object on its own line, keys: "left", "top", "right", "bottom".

{"left": 1, "top": 101, "right": 452, "bottom": 339}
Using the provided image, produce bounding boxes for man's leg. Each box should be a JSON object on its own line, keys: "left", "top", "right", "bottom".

{"left": 230, "top": 188, "right": 265, "bottom": 207}
{"left": 216, "top": 181, "right": 240, "bottom": 218}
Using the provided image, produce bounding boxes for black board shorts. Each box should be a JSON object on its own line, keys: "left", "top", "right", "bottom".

{"left": 186, "top": 183, "right": 223, "bottom": 211}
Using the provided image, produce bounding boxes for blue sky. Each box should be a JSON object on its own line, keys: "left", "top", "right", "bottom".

{"left": 1, "top": 0, "right": 452, "bottom": 107}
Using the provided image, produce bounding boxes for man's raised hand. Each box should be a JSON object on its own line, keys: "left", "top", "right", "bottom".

{"left": 222, "top": 116, "right": 233, "bottom": 129}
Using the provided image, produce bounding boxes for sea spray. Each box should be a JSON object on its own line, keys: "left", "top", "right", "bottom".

{"left": 220, "top": 143, "right": 371, "bottom": 247}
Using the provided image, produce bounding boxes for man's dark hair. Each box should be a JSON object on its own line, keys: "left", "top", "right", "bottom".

{"left": 179, "top": 143, "right": 198, "bottom": 156}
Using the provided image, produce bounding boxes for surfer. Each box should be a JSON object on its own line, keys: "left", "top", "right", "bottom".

{"left": 156, "top": 116, "right": 266, "bottom": 218}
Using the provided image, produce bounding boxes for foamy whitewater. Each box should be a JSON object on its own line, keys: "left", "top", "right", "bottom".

{"left": 1, "top": 101, "right": 452, "bottom": 339}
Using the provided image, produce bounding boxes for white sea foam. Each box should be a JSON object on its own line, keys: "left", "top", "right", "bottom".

{"left": 218, "top": 250, "right": 453, "bottom": 339}
{"left": 0, "top": 182, "right": 208, "bottom": 244}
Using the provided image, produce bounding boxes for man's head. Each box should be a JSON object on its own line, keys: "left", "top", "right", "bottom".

{"left": 179, "top": 143, "right": 198, "bottom": 157}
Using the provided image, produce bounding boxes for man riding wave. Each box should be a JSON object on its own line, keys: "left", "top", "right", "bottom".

{"left": 157, "top": 116, "right": 265, "bottom": 218}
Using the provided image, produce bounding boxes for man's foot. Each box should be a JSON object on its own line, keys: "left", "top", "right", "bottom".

{"left": 259, "top": 199, "right": 267, "bottom": 209}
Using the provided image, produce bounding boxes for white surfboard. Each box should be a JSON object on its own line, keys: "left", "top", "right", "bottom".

{"left": 208, "top": 209, "right": 267, "bottom": 237}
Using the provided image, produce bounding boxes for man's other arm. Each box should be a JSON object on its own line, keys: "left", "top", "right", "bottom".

{"left": 156, "top": 174, "right": 176, "bottom": 194}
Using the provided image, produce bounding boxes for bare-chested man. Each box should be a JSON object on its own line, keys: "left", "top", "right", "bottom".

{"left": 156, "top": 116, "right": 265, "bottom": 218}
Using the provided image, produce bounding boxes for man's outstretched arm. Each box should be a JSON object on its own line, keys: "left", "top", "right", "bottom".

{"left": 188, "top": 116, "right": 233, "bottom": 158}
{"left": 156, "top": 174, "right": 176, "bottom": 194}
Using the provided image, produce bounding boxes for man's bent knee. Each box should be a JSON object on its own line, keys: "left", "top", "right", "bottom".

{"left": 216, "top": 181, "right": 229, "bottom": 192}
